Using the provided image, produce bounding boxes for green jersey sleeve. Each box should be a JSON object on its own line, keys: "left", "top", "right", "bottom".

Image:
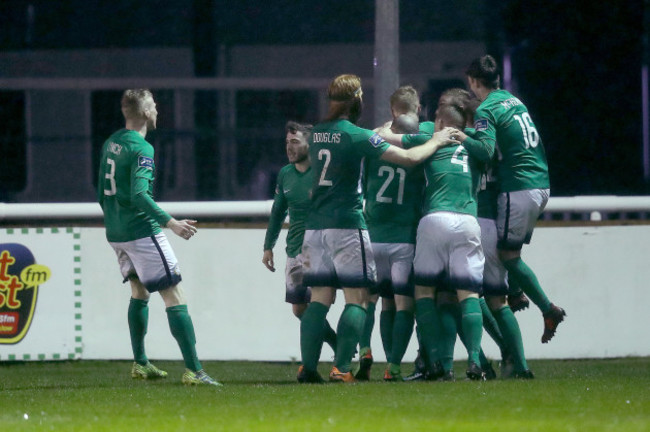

{"left": 131, "top": 146, "right": 171, "bottom": 228}
{"left": 461, "top": 125, "right": 495, "bottom": 164}
{"left": 474, "top": 90, "right": 550, "bottom": 192}
{"left": 264, "top": 168, "right": 289, "bottom": 251}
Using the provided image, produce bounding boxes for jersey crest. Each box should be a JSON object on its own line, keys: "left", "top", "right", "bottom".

{"left": 138, "top": 156, "right": 154, "bottom": 170}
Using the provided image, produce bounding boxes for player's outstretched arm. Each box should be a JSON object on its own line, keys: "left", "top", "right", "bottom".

{"left": 167, "top": 218, "right": 198, "bottom": 240}
{"left": 375, "top": 125, "right": 404, "bottom": 147}
{"left": 380, "top": 127, "right": 460, "bottom": 167}
{"left": 262, "top": 249, "right": 275, "bottom": 272}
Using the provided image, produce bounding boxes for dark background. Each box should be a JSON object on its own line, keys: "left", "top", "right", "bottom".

{"left": 0, "top": 0, "right": 647, "bottom": 197}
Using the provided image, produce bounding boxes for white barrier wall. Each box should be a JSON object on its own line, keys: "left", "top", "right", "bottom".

{"left": 2, "top": 225, "right": 650, "bottom": 362}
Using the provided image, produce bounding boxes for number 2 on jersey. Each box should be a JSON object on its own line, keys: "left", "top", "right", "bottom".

{"left": 318, "top": 149, "right": 333, "bottom": 186}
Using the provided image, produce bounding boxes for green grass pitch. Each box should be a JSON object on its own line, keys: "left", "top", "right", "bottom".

{"left": 1, "top": 358, "right": 648, "bottom": 431}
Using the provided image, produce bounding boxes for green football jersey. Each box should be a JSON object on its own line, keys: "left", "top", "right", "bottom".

{"left": 263, "top": 164, "right": 312, "bottom": 258}
{"left": 421, "top": 144, "right": 481, "bottom": 217}
{"left": 363, "top": 158, "right": 424, "bottom": 244}
{"left": 97, "top": 129, "right": 171, "bottom": 242}
{"left": 476, "top": 158, "right": 499, "bottom": 220}
{"left": 469, "top": 89, "right": 550, "bottom": 192}
{"left": 401, "top": 121, "right": 435, "bottom": 148}
{"left": 307, "top": 119, "right": 390, "bottom": 230}
{"left": 464, "top": 126, "right": 497, "bottom": 220}
{"left": 362, "top": 120, "right": 431, "bottom": 243}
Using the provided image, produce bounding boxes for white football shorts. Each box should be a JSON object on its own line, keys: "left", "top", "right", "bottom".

{"left": 302, "top": 228, "right": 377, "bottom": 288}
{"left": 285, "top": 254, "right": 311, "bottom": 304}
{"left": 372, "top": 242, "right": 415, "bottom": 298}
{"left": 413, "top": 211, "right": 484, "bottom": 293}
{"left": 496, "top": 188, "right": 550, "bottom": 250}
{"left": 478, "top": 217, "right": 508, "bottom": 296}
{"left": 109, "top": 232, "right": 182, "bottom": 293}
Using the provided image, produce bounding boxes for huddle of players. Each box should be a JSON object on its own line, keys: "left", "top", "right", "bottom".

{"left": 264, "top": 54, "right": 566, "bottom": 383}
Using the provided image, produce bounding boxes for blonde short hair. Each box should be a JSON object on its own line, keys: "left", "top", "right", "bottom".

{"left": 121, "top": 89, "right": 153, "bottom": 120}
{"left": 390, "top": 85, "right": 420, "bottom": 115}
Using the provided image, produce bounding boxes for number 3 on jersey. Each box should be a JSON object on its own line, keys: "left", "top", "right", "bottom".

{"left": 104, "top": 158, "right": 117, "bottom": 196}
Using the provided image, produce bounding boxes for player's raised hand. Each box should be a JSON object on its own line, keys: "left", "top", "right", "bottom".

{"left": 262, "top": 249, "right": 275, "bottom": 272}
{"left": 434, "top": 127, "right": 462, "bottom": 146}
{"left": 167, "top": 218, "right": 198, "bottom": 240}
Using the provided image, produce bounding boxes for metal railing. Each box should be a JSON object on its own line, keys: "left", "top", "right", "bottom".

{"left": 2, "top": 196, "right": 650, "bottom": 224}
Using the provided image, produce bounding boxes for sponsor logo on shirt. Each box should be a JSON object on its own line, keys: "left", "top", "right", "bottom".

{"left": 138, "top": 156, "right": 154, "bottom": 170}
{"left": 474, "top": 119, "right": 489, "bottom": 132}
{"left": 369, "top": 133, "right": 384, "bottom": 148}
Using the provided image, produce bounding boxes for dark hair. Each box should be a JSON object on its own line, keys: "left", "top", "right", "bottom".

{"left": 466, "top": 55, "right": 500, "bottom": 89}
{"left": 439, "top": 88, "right": 476, "bottom": 127}
{"left": 436, "top": 104, "right": 466, "bottom": 130}
{"left": 285, "top": 121, "right": 313, "bottom": 138}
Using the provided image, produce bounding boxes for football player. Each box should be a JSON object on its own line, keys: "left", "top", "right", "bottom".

{"left": 97, "top": 89, "right": 221, "bottom": 386}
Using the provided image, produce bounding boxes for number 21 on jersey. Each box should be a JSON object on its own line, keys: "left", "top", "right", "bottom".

{"left": 376, "top": 165, "right": 405, "bottom": 205}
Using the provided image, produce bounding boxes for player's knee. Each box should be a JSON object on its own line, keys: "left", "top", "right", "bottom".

{"left": 343, "top": 287, "right": 368, "bottom": 306}
{"left": 129, "top": 278, "right": 150, "bottom": 300}
{"left": 498, "top": 248, "right": 521, "bottom": 263}
{"left": 436, "top": 291, "right": 458, "bottom": 306}
{"left": 485, "top": 295, "right": 506, "bottom": 311}
{"left": 414, "top": 284, "right": 435, "bottom": 299}
{"left": 159, "top": 284, "right": 186, "bottom": 308}
{"left": 293, "top": 303, "right": 307, "bottom": 318}
{"left": 457, "top": 290, "right": 479, "bottom": 302}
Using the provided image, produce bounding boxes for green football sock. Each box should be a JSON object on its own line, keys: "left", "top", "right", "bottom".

{"left": 478, "top": 349, "right": 490, "bottom": 370}
{"left": 379, "top": 309, "right": 396, "bottom": 363}
{"left": 503, "top": 257, "right": 551, "bottom": 313}
{"left": 437, "top": 302, "right": 459, "bottom": 372}
{"left": 359, "top": 301, "right": 376, "bottom": 353}
{"left": 459, "top": 297, "right": 483, "bottom": 367}
{"left": 300, "top": 302, "right": 329, "bottom": 372}
{"left": 414, "top": 325, "right": 430, "bottom": 370}
{"left": 480, "top": 298, "right": 507, "bottom": 356}
{"left": 415, "top": 298, "right": 443, "bottom": 371}
{"left": 335, "top": 304, "right": 367, "bottom": 373}
{"left": 322, "top": 319, "right": 337, "bottom": 352}
{"left": 166, "top": 304, "right": 202, "bottom": 372}
{"left": 128, "top": 298, "right": 149, "bottom": 365}
{"left": 493, "top": 306, "right": 529, "bottom": 372}
{"left": 389, "top": 310, "right": 414, "bottom": 368}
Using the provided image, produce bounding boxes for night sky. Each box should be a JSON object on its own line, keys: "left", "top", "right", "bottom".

{"left": 0, "top": 0, "right": 647, "bottom": 196}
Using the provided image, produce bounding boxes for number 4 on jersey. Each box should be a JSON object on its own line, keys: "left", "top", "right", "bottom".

{"left": 451, "top": 146, "right": 468, "bottom": 172}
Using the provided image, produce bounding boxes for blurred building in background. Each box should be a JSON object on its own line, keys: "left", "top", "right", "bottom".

{"left": 0, "top": 41, "right": 483, "bottom": 202}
